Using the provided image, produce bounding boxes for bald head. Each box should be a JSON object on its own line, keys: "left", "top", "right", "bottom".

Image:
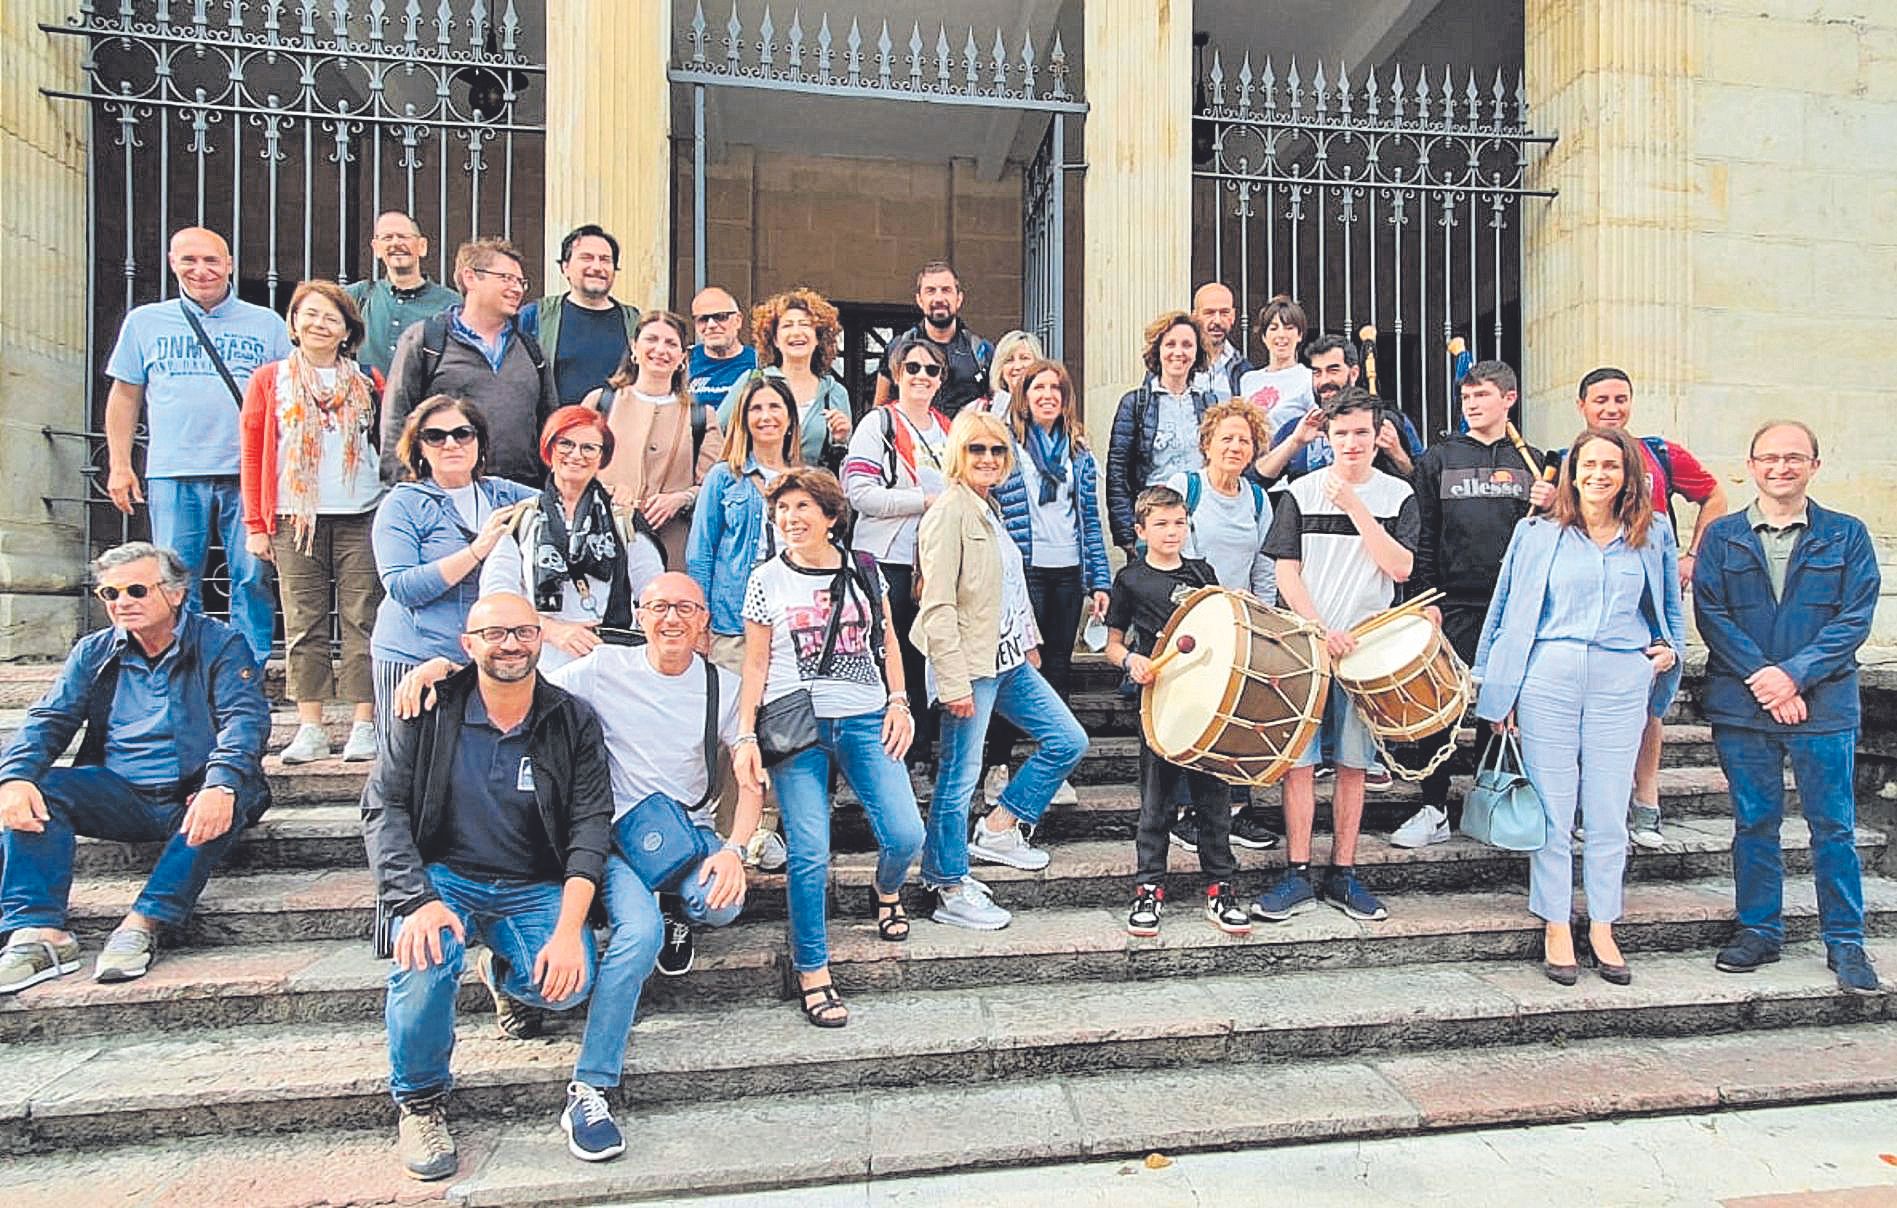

{"left": 640, "top": 572, "right": 706, "bottom": 609}
{"left": 1191, "top": 282, "right": 1236, "bottom": 350}
{"left": 169, "top": 228, "right": 233, "bottom": 307}
{"left": 690, "top": 287, "right": 744, "bottom": 356}
{"left": 639, "top": 573, "right": 709, "bottom": 669}
{"left": 468, "top": 592, "right": 539, "bottom": 630}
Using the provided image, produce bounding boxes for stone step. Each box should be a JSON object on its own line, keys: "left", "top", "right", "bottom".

{"left": 33, "top": 872, "right": 1897, "bottom": 1033}
{"left": 0, "top": 942, "right": 1888, "bottom": 1157}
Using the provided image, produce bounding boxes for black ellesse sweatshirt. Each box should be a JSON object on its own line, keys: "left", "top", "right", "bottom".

{"left": 1411, "top": 432, "right": 1546, "bottom": 611}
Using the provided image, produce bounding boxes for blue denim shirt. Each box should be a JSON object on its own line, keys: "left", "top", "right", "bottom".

{"left": 103, "top": 639, "right": 184, "bottom": 786}
{"left": 0, "top": 611, "right": 269, "bottom": 793}
{"left": 685, "top": 459, "right": 770, "bottom": 636}
{"left": 1693, "top": 501, "right": 1879, "bottom": 734}
{"left": 1533, "top": 526, "right": 1655, "bottom": 651}
{"left": 370, "top": 476, "right": 538, "bottom": 664}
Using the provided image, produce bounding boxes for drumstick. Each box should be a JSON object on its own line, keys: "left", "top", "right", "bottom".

{"left": 1505, "top": 421, "right": 1542, "bottom": 479}
{"left": 1348, "top": 589, "right": 1445, "bottom": 642}
{"left": 1528, "top": 463, "right": 1558, "bottom": 513}
{"left": 1145, "top": 635, "right": 1197, "bottom": 677}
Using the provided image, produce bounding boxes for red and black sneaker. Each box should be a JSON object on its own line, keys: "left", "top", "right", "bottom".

{"left": 1127, "top": 883, "right": 1165, "bottom": 937}
{"left": 1205, "top": 881, "right": 1253, "bottom": 935}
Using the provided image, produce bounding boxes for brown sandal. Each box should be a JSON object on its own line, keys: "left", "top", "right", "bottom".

{"left": 799, "top": 978, "right": 850, "bottom": 1028}
{"left": 874, "top": 893, "right": 910, "bottom": 942}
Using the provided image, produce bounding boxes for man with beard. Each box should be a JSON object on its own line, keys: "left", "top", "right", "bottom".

{"left": 1190, "top": 282, "right": 1252, "bottom": 400}
{"left": 521, "top": 224, "right": 641, "bottom": 408}
{"left": 346, "top": 211, "right": 461, "bottom": 380}
{"left": 365, "top": 592, "right": 621, "bottom": 1177}
{"left": 903, "top": 261, "right": 992, "bottom": 419}
{"left": 1258, "top": 334, "right": 1420, "bottom": 483}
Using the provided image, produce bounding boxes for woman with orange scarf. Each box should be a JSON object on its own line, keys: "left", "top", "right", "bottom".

{"left": 240, "top": 279, "right": 385, "bottom": 764}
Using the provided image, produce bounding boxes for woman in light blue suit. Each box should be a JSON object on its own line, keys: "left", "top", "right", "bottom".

{"left": 1473, "top": 428, "right": 1685, "bottom": 987}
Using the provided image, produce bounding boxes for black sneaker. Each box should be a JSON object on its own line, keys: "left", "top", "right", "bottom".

{"left": 656, "top": 904, "right": 694, "bottom": 977}
{"left": 1313, "top": 764, "right": 1336, "bottom": 781}
{"left": 1828, "top": 943, "right": 1883, "bottom": 995}
{"left": 1228, "top": 805, "right": 1282, "bottom": 850}
{"left": 1168, "top": 814, "right": 1199, "bottom": 853}
{"left": 1127, "top": 883, "right": 1164, "bottom": 937}
{"left": 1204, "top": 881, "right": 1252, "bottom": 935}
{"left": 1713, "top": 930, "right": 1781, "bottom": 974}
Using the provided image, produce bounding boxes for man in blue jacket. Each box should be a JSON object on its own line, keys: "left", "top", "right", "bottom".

{"left": 1694, "top": 421, "right": 1882, "bottom": 995}
{"left": 0, "top": 543, "right": 271, "bottom": 990}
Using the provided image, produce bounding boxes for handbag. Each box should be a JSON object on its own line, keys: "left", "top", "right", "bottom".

{"left": 1461, "top": 729, "right": 1547, "bottom": 852}
{"left": 614, "top": 659, "right": 726, "bottom": 890}
{"left": 753, "top": 557, "right": 856, "bottom": 765}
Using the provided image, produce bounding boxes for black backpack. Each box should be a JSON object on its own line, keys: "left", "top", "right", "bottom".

{"left": 414, "top": 312, "right": 548, "bottom": 397}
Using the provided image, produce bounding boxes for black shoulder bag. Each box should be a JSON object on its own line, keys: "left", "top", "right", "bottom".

{"left": 753, "top": 558, "right": 857, "bottom": 765}
{"left": 613, "top": 658, "right": 726, "bottom": 891}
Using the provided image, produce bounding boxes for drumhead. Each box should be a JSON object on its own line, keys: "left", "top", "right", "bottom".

{"left": 1146, "top": 590, "right": 1241, "bottom": 759}
{"left": 1336, "top": 613, "right": 1435, "bottom": 682}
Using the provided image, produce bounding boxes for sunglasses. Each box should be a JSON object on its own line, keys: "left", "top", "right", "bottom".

{"left": 693, "top": 310, "right": 739, "bottom": 326}
{"left": 419, "top": 425, "right": 478, "bottom": 447}
{"left": 965, "top": 442, "right": 1008, "bottom": 458}
{"left": 899, "top": 360, "right": 943, "bottom": 378}
{"left": 466, "top": 624, "right": 542, "bottom": 644}
{"left": 94, "top": 582, "right": 163, "bottom": 602}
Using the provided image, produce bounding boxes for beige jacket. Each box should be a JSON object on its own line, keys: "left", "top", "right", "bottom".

{"left": 592, "top": 388, "right": 725, "bottom": 568}
{"left": 910, "top": 480, "right": 1004, "bottom": 705}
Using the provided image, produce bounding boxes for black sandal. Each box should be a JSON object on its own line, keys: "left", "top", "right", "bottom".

{"left": 874, "top": 893, "right": 910, "bottom": 942}
{"left": 798, "top": 978, "right": 850, "bottom": 1028}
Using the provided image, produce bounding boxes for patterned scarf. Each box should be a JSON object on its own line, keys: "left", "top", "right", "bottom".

{"left": 1024, "top": 420, "right": 1070, "bottom": 505}
{"left": 277, "top": 349, "right": 376, "bottom": 553}
{"left": 534, "top": 476, "right": 633, "bottom": 629}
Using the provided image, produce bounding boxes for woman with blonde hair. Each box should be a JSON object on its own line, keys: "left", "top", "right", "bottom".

{"left": 716, "top": 288, "right": 852, "bottom": 467}
{"left": 1474, "top": 427, "right": 1686, "bottom": 986}
{"left": 912, "top": 410, "right": 1089, "bottom": 930}
{"left": 981, "top": 329, "right": 1045, "bottom": 418}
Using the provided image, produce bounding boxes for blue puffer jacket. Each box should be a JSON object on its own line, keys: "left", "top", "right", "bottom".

{"left": 995, "top": 439, "right": 1113, "bottom": 593}
{"left": 1105, "top": 376, "right": 1216, "bottom": 548}
{"left": 0, "top": 611, "right": 270, "bottom": 793}
{"left": 371, "top": 476, "right": 538, "bottom": 665}
{"left": 685, "top": 458, "right": 772, "bottom": 636}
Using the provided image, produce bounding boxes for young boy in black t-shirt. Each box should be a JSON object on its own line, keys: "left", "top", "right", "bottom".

{"left": 1105, "top": 486, "right": 1251, "bottom": 937}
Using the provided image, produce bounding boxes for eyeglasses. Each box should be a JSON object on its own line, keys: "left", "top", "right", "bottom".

{"left": 965, "top": 442, "right": 1009, "bottom": 458}
{"left": 94, "top": 582, "right": 162, "bottom": 602}
{"left": 466, "top": 624, "right": 542, "bottom": 644}
{"left": 693, "top": 310, "right": 739, "bottom": 326}
{"left": 1750, "top": 454, "right": 1814, "bottom": 469}
{"left": 373, "top": 232, "right": 420, "bottom": 245}
{"left": 553, "top": 437, "right": 604, "bottom": 457}
{"left": 471, "top": 267, "right": 530, "bottom": 290}
{"left": 419, "top": 425, "right": 478, "bottom": 447}
{"left": 899, "top": 360, "right": 943, "bottom": 379}
{"left": 638, "top": 600, "right": 707, "bottom": 619}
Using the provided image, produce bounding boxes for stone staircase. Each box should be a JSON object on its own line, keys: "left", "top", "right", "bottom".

{"left": 1, "top": 655, "right": 1893, "bottom": 1205}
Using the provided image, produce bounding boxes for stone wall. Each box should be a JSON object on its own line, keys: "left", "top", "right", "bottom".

{"left": 0, "top": 2, "right": 88, "bottom": 659}
{"left": 671, "top": 146, "right": 1023, "bottom": 342}
{"left": 1523, "top": 0, "right": 1897, "bottom": 641}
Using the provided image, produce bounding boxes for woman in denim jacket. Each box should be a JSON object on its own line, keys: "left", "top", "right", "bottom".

{"left": 1473, "top": 428, "right": 1685, "bottom": 987}
{"left": 686, "top": 374, "right": 803, "bottom": 673}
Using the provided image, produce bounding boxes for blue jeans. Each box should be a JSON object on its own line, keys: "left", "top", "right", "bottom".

{"left": 147, "top": 475, "right": 274, "bottom": 664}
{"left": 576, "top": 849, "right": 741, "bottom": 1087}
{"left": 775, "top": 710, "right": 925, "bottom": 971}
{"left": 0, "top": 765, "right": 270, "bottom": 930}
{"left": 925, "top": 663, "right": 1088, "bottom": 888}
{"left": 1714, "top": 726, "right": 1864, "bottom": 949}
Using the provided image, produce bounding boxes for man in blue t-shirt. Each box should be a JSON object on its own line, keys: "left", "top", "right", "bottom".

{"left": 105, "top": 226, "right": 292, "bottom": 663}
{"left": 687, "top": 286, "right": 757, "bottom": 409}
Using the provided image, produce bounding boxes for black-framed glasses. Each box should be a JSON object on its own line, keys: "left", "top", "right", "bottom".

{"left": 693, "top": 310, "right": 739, "bottom": 326}
{"left": 899, "top": 360, "right": 943, "bottom": 379}
{"left": 638, "top": 600, "right": 707, "bottom": 619}
{"left": 553, "top": 437, "right": 604, "bottom": 457}
{"left": 419, "top": 425, "right": 478, "bottom": 447}
{"left": 465, "top": 624, "right": 542, "bottom": 644}
{"left": 94, "top": 582, "right": 161, "bottom": 602}
{"left": 471, "top": 267, "right": 530, "bottom": 290}
{"left": 965, "top": 442, "right": 1009, "bottom": 458}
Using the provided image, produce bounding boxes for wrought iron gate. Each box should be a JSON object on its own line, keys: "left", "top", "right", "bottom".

{"left": 1020, "top": 114, "right": 1067, "bottom": 360}
{"left": 42, "top": 0, "right": 546, "bottom": 633}
{"left": 1192, "top": 48, "right": 1554, "bottom": 442}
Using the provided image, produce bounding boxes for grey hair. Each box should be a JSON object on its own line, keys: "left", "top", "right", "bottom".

{"left": 93, "top": 542, "right": 189, "bottom": 590}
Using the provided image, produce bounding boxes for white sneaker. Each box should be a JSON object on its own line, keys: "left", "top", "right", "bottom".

{"left": 970, "top": 817, "right": 1052, "bottom": 871}
{"left": 1051, "top": 780, "right": 1079, "bottom": 806}
{"left": 747, "top": 830, "right": 789, "bottom": 872}
{"left": 983, "top": 765, "right": 1010, "bottom": 805}
{"left": 932, "top": 878, "right": 1012, "bottom": 930}
{"left": 1390, "top": 804, "right": 1451, "bottom": 849}
{"left": 341, "top": 720, "right": 377, "bottom": 762}
{"left": 1629, "top": 803, "right": 1664, "bottom": 850}
{"left": 279, "top": 723, "right": 331, "bottom": 765}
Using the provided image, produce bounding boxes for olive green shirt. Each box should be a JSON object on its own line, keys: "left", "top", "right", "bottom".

{"left": 1746, "top": 499, "right": 1808, "bottom": 602}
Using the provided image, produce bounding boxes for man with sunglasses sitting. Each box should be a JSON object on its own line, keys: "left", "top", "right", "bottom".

{"left": 0, "top": 542, "right": 271, "bottom": 991}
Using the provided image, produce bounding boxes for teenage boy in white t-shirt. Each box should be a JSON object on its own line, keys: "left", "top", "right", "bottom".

{"left": 1252, "top": 389, "right": 1418, "bottom": 925}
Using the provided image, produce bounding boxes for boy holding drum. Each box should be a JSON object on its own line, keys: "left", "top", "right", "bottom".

{"left": 1252, "top": 389, "right": 1419, "bottom": 925}
{"left": 1106, "top": 485, "right": 1251, "bottom": 937}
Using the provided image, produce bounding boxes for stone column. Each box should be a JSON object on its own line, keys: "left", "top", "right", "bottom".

{"left": 0, "top": 2, "right": 89, "bottom": 658}
{"left": 544, "top": 0, "right": 672, "bottom": 309}
{"left": 1519, "top": 0, "right": 1694, "bottom": 449}
{"left": 1081, "top": 0, "right": 1194, "bottom": 442}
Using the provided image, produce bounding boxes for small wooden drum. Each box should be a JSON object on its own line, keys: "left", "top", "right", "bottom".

{"left": 1140, "top": 587, "right": 1330, "bottom": 787}
{"left": 1333, "top": 612, "right": 1471, "bottom": 742}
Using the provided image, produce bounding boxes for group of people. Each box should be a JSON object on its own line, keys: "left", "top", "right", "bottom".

{"left": 0, "top": 223, "right": 1881, "bottom": 1183}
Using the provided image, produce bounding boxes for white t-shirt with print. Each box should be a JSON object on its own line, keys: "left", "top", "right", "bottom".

{"left": 741, "top": 555, "right": 890, "bottom": 719}
{"left": 1239, "top": 363, "right": 1317, "bottom": 433}
{"left": 544, "top": 646, "right": 741, "bottom": 826}
{"left": 988, "top": 508, "right": 1039, "bottom": 673}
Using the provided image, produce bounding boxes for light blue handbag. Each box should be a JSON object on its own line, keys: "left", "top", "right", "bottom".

{"left": 1461, "top": 730, "right": 1547, "bottom": 852}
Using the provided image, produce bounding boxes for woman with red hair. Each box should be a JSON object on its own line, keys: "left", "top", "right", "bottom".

{"left": 479, "top": 405, "right": 666, "bottom": 671}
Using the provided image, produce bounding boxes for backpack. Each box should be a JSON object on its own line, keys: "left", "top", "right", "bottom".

{"left": 597, "top": 384, "right": 712, "bottom": 464}
{"left": 1184, "top": 471, "right": 1267, "bottom": 522}
{"left": 1552, "top": 435, "right": 1678, "bottom": 524}
{"left": 414, "top": 312, "right": 547, "bottom": 398}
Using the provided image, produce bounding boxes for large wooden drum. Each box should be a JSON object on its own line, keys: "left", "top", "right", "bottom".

{"left": 1140, "top": 587, "right": 1330, "bottom": 787}
{"left": 1332, "top": 612, "right": 1470, "bottom": 742}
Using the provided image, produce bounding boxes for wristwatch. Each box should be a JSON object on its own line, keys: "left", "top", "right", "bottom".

{"left": 721, "top": 839, "right": 747, "bottom": 858}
